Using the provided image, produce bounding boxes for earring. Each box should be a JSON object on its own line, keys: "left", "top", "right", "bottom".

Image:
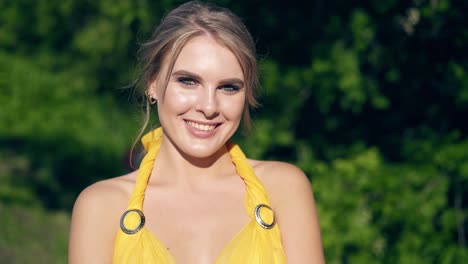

{"left": 145, "top": 90, "right": 157, "bottom": 105}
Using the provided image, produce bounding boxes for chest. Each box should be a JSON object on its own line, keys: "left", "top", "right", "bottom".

{"left": 141, "top": 183, "right": 250, "bottom": 263}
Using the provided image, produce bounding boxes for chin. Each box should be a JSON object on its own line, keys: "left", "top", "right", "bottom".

{"left": 180, "top": 143, "right": 225, "bottom": 160}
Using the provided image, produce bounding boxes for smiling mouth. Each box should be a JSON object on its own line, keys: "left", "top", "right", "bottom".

{"left": 186, "top": 121, "right": 219, "bottom": 131}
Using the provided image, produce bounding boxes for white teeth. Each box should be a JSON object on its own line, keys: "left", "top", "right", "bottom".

{"left": 187, "top": 121, "right": 216, "bottom": 131}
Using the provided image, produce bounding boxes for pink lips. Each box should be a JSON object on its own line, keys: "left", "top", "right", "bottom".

{"left": 184, "top": 120, "right": 220, "bottom": 138}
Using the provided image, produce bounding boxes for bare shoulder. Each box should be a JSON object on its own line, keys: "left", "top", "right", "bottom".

{"left": 249, "top": 160, "right": 312, "bottom": 204}
{"left": 249, "top": 160, "right": 325, "bottom": 263}
{"left": 71, "top": 172, "right": 135, "bottom": 222}
{"left": 74, "top": 173, "right": 135, "bottom": 209}
{"left": 68, "top": 171, "right": 137, "bottom": 264}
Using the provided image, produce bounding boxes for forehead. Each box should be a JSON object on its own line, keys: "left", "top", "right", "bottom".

{"left": 172, "top": 35, "right": 244, "bottom": 80}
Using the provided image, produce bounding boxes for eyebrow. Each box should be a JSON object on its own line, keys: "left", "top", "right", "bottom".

{"left": 172, "top": 70, "right": 245, "bottom": 87}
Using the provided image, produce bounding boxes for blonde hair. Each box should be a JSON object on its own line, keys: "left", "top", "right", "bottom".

{"left": 130, "top": 1, "right": 259, "bottom": 165}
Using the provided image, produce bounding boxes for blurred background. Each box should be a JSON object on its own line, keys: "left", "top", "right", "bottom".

{"left": 1, "top": 0, "right": 467, "bottom": 263}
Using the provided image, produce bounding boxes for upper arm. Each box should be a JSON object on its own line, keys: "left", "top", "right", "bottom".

{"left": 259, "top": 162, "right": 325, "bottom": 263}
{"left": 68, "top": 181, "right": 125, "bottom": 264}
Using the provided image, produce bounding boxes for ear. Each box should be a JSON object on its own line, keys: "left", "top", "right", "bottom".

{"left": 147, "top": 79, "right": 158, "bottom": 101}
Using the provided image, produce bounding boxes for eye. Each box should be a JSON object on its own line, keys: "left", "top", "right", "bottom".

{"left": 177, "top": 77, "right": 198, "bottom": 86}
{"left": 219, "top": 84, "right": 241, "bottom": 94}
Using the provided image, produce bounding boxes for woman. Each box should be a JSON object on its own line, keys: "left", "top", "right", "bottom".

{"left": 69, "top": 1, "right": 325, "bottom": 263}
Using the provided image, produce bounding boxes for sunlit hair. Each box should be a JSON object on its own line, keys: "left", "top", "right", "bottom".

{"left": 130, "top": 1, "right": 259, "bottom": 166}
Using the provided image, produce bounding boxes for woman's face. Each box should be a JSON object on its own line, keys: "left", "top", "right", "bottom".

{"left": 150, "top": 35, "right": 246, "bottom": 158}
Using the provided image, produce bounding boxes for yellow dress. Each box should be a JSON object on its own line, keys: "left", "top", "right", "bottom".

{"left": 113, "top": 127, "right": 286, "bottom": 263}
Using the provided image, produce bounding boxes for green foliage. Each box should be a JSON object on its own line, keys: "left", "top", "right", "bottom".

{"left": 0, "top": 51, "right": 138, "bottom": 209}
{"left": 1, "top": 0, "right": 467, "bottom": 262}
{"left": 0, "top": 203, "right": 69, "bottom": 264}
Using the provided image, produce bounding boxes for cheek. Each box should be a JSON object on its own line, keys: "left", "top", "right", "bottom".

{"left": 162, "top": 87, "right": 197, "bottom": 113}
{"left": 221, "top": 95, "right": 245, "bottom": 120}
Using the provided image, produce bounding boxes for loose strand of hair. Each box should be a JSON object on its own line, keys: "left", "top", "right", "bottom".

{"left": 128, "top": 99, "right": 152, "bottom": 169}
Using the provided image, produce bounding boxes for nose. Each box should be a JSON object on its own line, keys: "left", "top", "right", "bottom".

{"left": 196, "top": 86, "right": 219, "bottom": 118}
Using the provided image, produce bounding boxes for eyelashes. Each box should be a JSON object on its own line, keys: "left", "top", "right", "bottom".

{"left": 176, "top": 77, "right": 242, "bottom": 94}
{"left": 220, "top": 84, "right": 241, "bottom": 94}
{"left": 177, "top": 77, "right": 197, "bottom": 86}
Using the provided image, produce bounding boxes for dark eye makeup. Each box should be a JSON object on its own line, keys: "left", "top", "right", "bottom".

{"left": 177, "top": 77, "right": 198, "bottom": 86}
{"left": 220, "top": 84, "right": 241, "bottom": 94}
{"left": 175, "top": 74, "right": 243, "bottom": 94}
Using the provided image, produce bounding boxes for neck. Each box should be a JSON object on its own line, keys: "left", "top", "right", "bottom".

{"left": 149, "top": 136, "right": 236, "bottom": 187}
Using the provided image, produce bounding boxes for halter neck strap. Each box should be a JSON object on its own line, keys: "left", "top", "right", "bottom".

{"left": 126, "top": 127, "right": 272, "bottom": 219}
{"left": 126, "top": 127, "right": 163, "bottom": 210}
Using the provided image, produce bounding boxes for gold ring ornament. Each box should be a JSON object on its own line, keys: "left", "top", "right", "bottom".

{"left": 120, "top": 209, "right": 146, "bottom": 235}
{"left": 254, "top": 204, "right": 275, "bottom": 229}
{"left": 145, "top": 90, "right": 157, "bottom": 104}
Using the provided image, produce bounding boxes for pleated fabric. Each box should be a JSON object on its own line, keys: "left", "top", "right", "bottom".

{"left": 113, "top": 127, "right": 286, "bottom": 263}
